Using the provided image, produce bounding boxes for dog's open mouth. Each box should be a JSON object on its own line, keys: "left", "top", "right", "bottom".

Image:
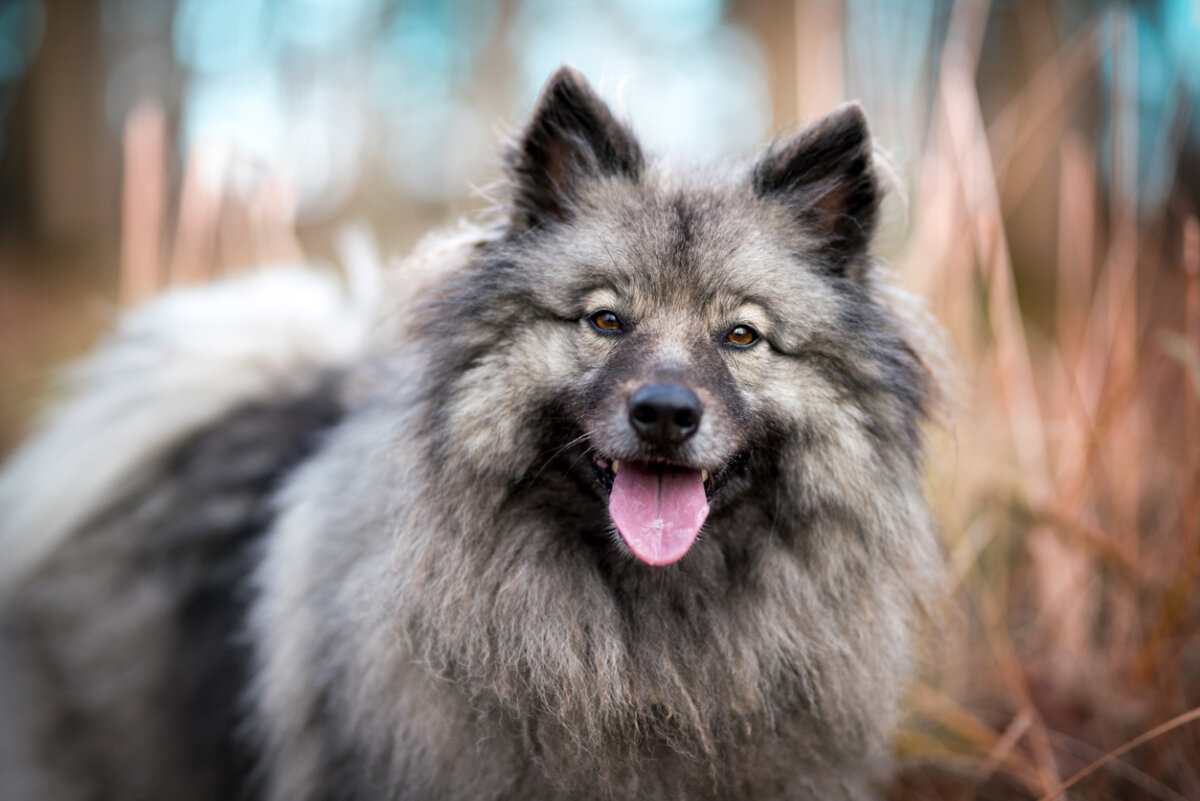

{"left": 590, "top": 455, "right": 726, "bottom": 566}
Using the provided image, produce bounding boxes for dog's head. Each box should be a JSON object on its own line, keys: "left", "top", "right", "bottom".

{"left": 424, "top": 67, "right": 928, "bottom": 567}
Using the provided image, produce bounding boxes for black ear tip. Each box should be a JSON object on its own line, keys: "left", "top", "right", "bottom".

{"left": 545, "top": 64, "right": 589, "bottom": 91}
{"left": 816, "top": 101, "right": 871, "bottom": 146}
{"left": 830, "top": 100, "right": 868, "bottom": 122}
{"left": 539, "top": 64, "right": 595, "bottom": 107}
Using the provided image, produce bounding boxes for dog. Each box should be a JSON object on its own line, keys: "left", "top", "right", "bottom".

{"left": 0, "top": 67, "right": 943, "bottom": 800}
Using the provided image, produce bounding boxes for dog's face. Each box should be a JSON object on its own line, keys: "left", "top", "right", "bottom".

{"left": 428, "top": 67, "right": 910, "bottom": 566}
{"left": 518, "top": 188, "right": 861, "bottom": 564}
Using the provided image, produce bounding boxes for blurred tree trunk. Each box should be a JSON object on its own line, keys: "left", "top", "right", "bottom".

{"left": 28, "top": 0, "right": 114, "bottom": 244}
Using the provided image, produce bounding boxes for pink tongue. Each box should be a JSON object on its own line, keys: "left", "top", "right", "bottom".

{"left": 608, "top": 463, "right": 709, "bottom": 565}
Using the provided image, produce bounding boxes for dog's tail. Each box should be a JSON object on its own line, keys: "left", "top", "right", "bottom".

{"left": 0, "top": 228, "right": 382, "bottom": 592}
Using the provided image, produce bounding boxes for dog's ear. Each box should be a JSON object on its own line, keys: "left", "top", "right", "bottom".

{"left": 753, "top": 102, "right": 879, "bottom": 271}
{"left": 508, "top": 66, "right": 643, "bottom": 230}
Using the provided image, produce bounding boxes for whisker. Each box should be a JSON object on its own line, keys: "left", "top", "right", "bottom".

{"left": 532, "top": 432, "right": 594, "bottom": 482}
{"left": 563, "top": 445, "right": 597, "bottom": 477}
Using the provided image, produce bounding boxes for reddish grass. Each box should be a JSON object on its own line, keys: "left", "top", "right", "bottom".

{"left": 885, "top": 3, "right": 1200, "bottom": 799}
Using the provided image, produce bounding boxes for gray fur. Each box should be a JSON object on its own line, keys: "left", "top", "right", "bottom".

{"left": 0, "top": 68, "right": 942, "bottom": 801}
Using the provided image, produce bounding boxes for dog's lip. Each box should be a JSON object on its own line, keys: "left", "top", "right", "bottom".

{"left": 590, "top": 453, "right": 726, "bottom": 498}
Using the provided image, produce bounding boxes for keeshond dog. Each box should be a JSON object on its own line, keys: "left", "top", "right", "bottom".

{"left": 0, "top": 67, "right": 942, "bottom": 800}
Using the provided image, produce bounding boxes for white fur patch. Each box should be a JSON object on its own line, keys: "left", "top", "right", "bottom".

{"left": 0, "top": 236, "right": 380, "bottom": 592}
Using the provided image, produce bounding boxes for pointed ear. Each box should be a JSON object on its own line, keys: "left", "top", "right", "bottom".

{"left": 753, "top": 102, "right": 880, "bottom": 269}
{"left": 507, "top": 66, "right": 643, "bottom": 230}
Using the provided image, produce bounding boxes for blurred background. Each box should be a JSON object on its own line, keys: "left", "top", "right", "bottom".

{"left": 1, "top": 0, "right": 1198, "bottom": 798}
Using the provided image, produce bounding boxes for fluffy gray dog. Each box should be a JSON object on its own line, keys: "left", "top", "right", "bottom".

{"left": 0, "top": 67, "right": 942, "bottom": 800}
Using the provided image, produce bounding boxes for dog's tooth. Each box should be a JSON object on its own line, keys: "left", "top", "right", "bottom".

{"left": 612, "top": 460, "right": 620, "bottom": 474}
{"left": 702, "top": 470, "right": 709, "bottom": 482}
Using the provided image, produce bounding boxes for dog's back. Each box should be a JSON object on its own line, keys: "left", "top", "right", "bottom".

{"left": 0, "top": 269, "right": 366, "bottom": 800}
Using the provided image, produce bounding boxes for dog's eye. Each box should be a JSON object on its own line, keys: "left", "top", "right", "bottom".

{"left": 724, "top": 325, "right": 759, "bottom": 348}
{"left": 588, "top": 310, "right": 625, "bottom": 333}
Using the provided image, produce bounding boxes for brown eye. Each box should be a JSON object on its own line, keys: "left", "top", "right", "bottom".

{"left": 589, "top": 310, "right": 624, "bottom": 333}
{"left": 725, "top": 325, "right": 759, "bottom": 348}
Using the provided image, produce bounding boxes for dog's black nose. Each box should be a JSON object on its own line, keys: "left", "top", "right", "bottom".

{"left": 628, "top": 384, "right": 702, "bottom": 446}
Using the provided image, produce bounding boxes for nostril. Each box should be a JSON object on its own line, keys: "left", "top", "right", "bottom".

{"left": 674, "top": 409, "right": 697, "bottom": 430}
{"left": 632, "top": 404, "right": 658, "bottom": 425}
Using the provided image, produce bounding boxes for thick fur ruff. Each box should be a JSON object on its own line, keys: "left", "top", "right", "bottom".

{"left": 0, "top": 68, "right": 943, "bottom": 801}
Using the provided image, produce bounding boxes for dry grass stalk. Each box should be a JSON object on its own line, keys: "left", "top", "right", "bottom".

{"left": 119, "top": 100, "right": 166, "bottom": 307}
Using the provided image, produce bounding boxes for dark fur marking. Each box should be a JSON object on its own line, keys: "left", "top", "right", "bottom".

{"left": 118, "top": 376, "right": 346, "bottom": 800}
{"left": 669, "top": 194, "right": 699, "bottom": 276}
